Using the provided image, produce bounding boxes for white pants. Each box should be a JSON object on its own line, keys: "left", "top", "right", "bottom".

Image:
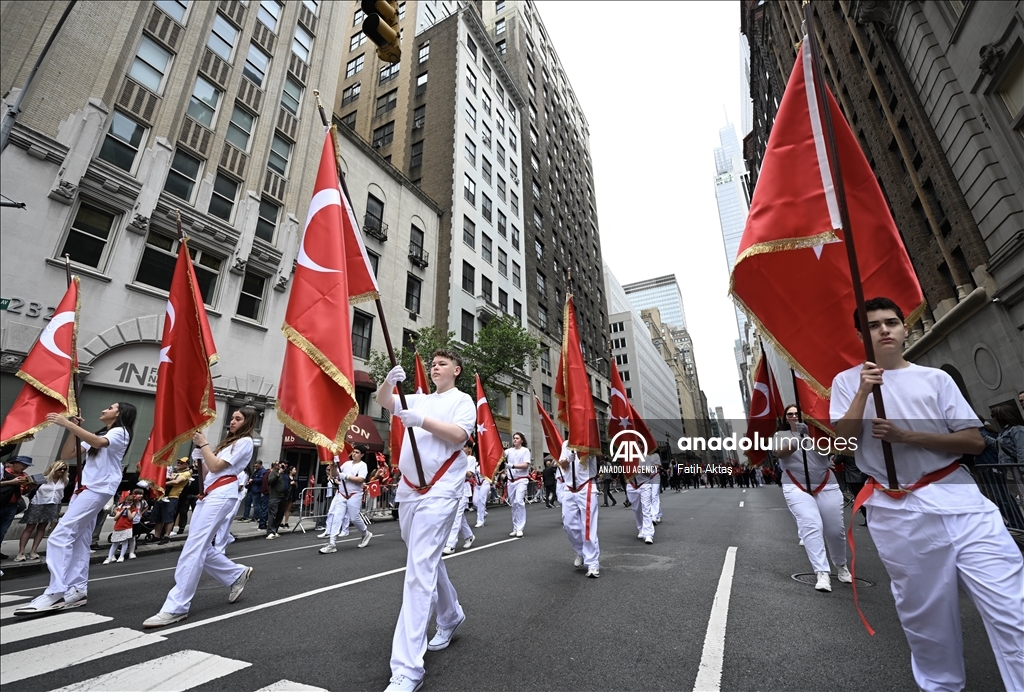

{"left": 508, "top": 480, "right": 527, "bottom": 531}
{"left": 561, "top": 483, "right": 600, "bottom": 570}
{"left": 782, "top": 483, "right": 846, "bottom": 573}
{"left": 44, "top": 488, "right": 112, "bottom": 596}
{"left": 626, "top": 483, "right": 654, "bottom": 539}
{"left": 325, "top": 492, "right": 345, "bottom": 536}
{"left": 161, "top": 487, "right": 246, "bottom": 614}
{"left": 445, "top": 492, "right": 474, "bottom": 549}
{"left": 651, "top": 477, "right": 662, "bottom": 520}
{"left": 215, "top": 495, "right": 243, "bottom": 554}
{"left": 391, "top": 495, "right": 464, "bottom": 683}
{"left": 330, "top": 492, "right": 366, "bottom": 544}
{"left": 473, "top": 481, "right": 490, "bottom": 523}
{"left": 867, "top": 504, "right": 1024, "bottom": 692}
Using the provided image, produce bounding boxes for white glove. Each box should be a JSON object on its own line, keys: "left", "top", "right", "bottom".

{"left": 794, "top": 422, "right": 809, "bottom": 437}
{"left": 396, "top": 408, "right": 425, "bottom": 428}
{"left": 385, "top": 365, "right": 407, "bottom": 386}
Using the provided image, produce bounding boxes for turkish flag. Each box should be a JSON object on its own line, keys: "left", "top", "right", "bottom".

{"left": 413, "top": 351, "right": 430, "bottom": 394}
{"left": 333, "top": 128, "right": 380, "bottom": 306}
{"left": 744, "top": 355, "right": 785, "bottom": 466}
{"left": 534, "top": 394, "right": 564, "bottom": 460}
{"left": 554, "top": 294, "right": 600, "bottom": 458}
{"left": 607, "top": 359, "right": 657, "bottom": 477}
{"left": 730, "top": 44, "right": 923, "bottom": 397}
{"left": 0, "top": 277, "right": 80, "bottom": 446}
{"left": 277, "top": 131, "right": 360, "bottom": 451}
{"left": 137, "top": 239, "right": 219, "bottom": 493}
{"left": 795, "top": 371, "right": 834, "bottom": 439}
{"left": 475, "top": 374, "right": 504, "bottom": 481}
{"left": 387, "top": 385, "right": 404, "bottom": 467}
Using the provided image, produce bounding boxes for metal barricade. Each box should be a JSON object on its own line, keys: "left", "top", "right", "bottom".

{"left": 292, "top": 486, "right": 330, "bottom": 534}
{"left": 362, "top": 481, "right": 399, "bottom": 522}
{"left": 973, "top": 463, "right": 1024, "bottom": 536}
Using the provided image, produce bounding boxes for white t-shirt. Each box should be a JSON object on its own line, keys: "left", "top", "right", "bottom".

{"left": 205, "top": 437, "right": 254, "bottom": 492}
{"left": 80, "top": 427, "right": 130, "bottom": 495}
{"left": 558, "top": 440, "right": 598, "bottom": 488}
{"left": 338, "top": 460, "right": 368, "bottom": 497}
{"left": 465, "top": 456, "right": 478, "bottom": 495}
{"left": 830, "top": 362, "right": 988, "bottom": 513}
{"left": 506, "top": 447, "right": 532, "bottom": 481}
{"left": 393, "top": 388, "right": 475, "bottom": 503}
{"left": 773, "top": 432, "right": 836, "bottom": 489}
{"left": 630, "top": 452, "right": 661, "bottom": 486}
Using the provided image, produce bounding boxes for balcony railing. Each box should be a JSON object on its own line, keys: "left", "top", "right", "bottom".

{"left": 364, "top": 214, "right": 388, "bottom": 241}
{"left": 409, "top": 244, "right": 429, "bottom": 267}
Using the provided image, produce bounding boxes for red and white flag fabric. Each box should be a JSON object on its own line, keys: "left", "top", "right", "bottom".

{"left": 744, "top": 354, "right": 786, "bottom": 466}
{"left": 554, "top": 294, "right": 600, "bottom": 458}
{"left": 0, "top": 278, "right": 81, "bottom": 446}
{"left": 475, "top": 374, "right": 504, "bottom": 482}
{"left": 277, "top": 130, "right": 364, "bottom": 451}
{"left": 137, "top": 239, "right": 219, "bottom": 492}
{"left": 608, "top": 360, "right": 657, "bottom": 451}
{"left": 730, "top": 43, "right": 924, "bottom": 397}
{"left": 413, "top": 351, "right": 430, "bottom": 394}
{"left": 535, "top": 394, "right": 564, "bottom": 461}
{"left": 795, "top": 371, "right": 834, "bottom": 440}
{"left": 388, "top": 385, "right": 404, "bottom": 468}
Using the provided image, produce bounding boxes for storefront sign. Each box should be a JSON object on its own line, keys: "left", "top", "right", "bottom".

{"left": 86, "top": 343, "right": 161, "bottom": 394}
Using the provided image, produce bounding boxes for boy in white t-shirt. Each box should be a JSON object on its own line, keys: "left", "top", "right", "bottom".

{"left": 376, "top": 350, "right": 476, "bottom": 692}
{"left": 319, "top": 445, "right": 372, "bottom": 553}
{"left": 831, "top": 297, "right": 1023, "bottom": 692}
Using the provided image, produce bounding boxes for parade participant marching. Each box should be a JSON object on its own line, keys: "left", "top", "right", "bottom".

{"left": 505, "top": 432, "right": 531, "bottom": 537}
{"left": 319, "top": 455, "right": 346, "bottom": 539}
{"left": 626, "top": 452, "right": 659, "bottom": 545}
{"left": 443, "top": 441, "right": 476, "bottom": 554}
{"left": 832, "top": 298, "right": 1024, "bottom": 691}
{"left": 376, "top": 350, "right": 475, "bottom": 692}
{"left": 558, "top": 439, "right": 600, "bottom": 577}
{"left": 142, "top": 407, "right": 257, "bottom": 628}
{"left": 15, "top": 403, "right": 136, "bottom": 615}
{"left": 650, "top": 459, "right": 663, "bottom": 523}
{"left": 319, "top": 445, "right": 373, "bottom": 553}
{"left": 775, "top": 405, "right": 849, "bottom": 592}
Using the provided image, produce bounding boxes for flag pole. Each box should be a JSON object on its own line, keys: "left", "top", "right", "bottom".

{"left": 64, "top": 254, "right": 84, "bottom": 489}
{"left": 312, "top": 91, "right": 426, "bottom": 488}
{"left": 788, "top": 368, "right": 813, "bottom": 493}
{"left": 802, "top": 4, "right": 898, "bottom": 490}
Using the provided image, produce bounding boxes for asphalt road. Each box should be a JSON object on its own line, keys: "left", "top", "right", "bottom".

{"left": 0, "top": 486, "right": 1004, "bottom": 691}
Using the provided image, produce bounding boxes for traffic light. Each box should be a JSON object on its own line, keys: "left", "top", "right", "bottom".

{"left": 362, "top": 0, "right": 401, "bottom": 65}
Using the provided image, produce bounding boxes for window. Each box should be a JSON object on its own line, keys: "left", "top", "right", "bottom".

{"left": 410, "top": 140, "right": 423, "bottom": 168}
{"left": 236, "top": 270, "right": 266, "bottom": 321}
{"left": 372, "top": 121, "right": 395, "bottom": 147}
{"left": 496, "top": 0, "right": 506, "bottom": 13}
{"left": 268, "top": 134, "right": 291, "bottom": 175}
{"left": 481, "top": 194, "right": 492, "bottom": 222}
{"left": 621, "top": 370, "right": 631, "bottom": 382}
{"left": 130, "top": 36, "right": 172, "bottom": 92}
{"left": 352, "top": 310, "right": 374, "bottom": 359}
{"left": 466, "top": 68, "right": 477, "bottom": 94}
{"left": 498, "top": 248, "right": 507, "bottom": 276}
{"left": 243, "top": 44, "right": 271, "bottom": 87}
{"left": 616, "top": 353, "right": 629, "bottom": 365}
{"left": 540, "top": 348, "right": 550, "bottom": 372}
{"left": 365, "top": 194, "right": 385, "bottom": 230}
{"left": 481, "top": 157, "right": 492, "bottom": 184}
{"left": 482, "top": 233, "right": 492, "bottom": 263}
{"left": 164, "top": 149, "right": 202, "bottom": 201}
{"left": 379, "top": 62, "right": 400, "bottom": 84}
{"left": 497, "top": 176, "right": 506, "bottom": 201}
{"left": 481, "top": 275, "right": 493, "bottom": 301}
{"left": 496, "top": 39, "right": 506, "bottom": 56}
{"left": 512, "top": 261, "right": 521, "bottom": 288}
{"left": 346, "top": 54, "right": 365, "bottom": 78}
{"left": 405, "top": 274, "right": 422, "bottom": 314}
{"left": 340, "top": 111, "right": 357, "bottom": 129}
{"left": 208, "top": 172, "right": 239, "bottom": 221}
{"left": 462, "top": 261, "right": 475, "bottom": 294}
{"left": 464, "top": 174, "right": 476, "bottom": 205}
{"left": 496, "top": 113, "right": 505, "bottom": 135}
{"left": 536, "top": 271, "right": 546, "bottom": 295}
{"left": 509, "top": 130, "right": 517, "bottom": 151}
{"left": 354, "top": 7, "right": 365, "bottom": 25}
{"left": 367, "top": 249, "right": 380, "bottom": 275}
{"left": 413, "top": 104, "right": 425, "bottom": 128}
{"left": 398, "top": 2, "right": 405, "bottom": 19}
{"left": 303, "top": 0, "right": 320, "bottom": 14}
{"left": 498, "top": 288, "right": 508, "bottom": 312}
{"left": 626, "top": 388, "right": 632, "bottom": 399}
{"left": 461, "top": 310, "right": 475, "bottom": 343}
{"left": 350, "top": 33, "right": 367, "bottom": 51}
{"left": 497, "top": 210, "right": 507, "bottom": 236}
{"left": 61, "top": 202, "right": 116, "bottom": 268}
{"left": 538, "top": 304, "right": 547, "bottom": 329}
{"left": 535, "top": 239, "right": 544, "bottom": 260}
{"left": 510, "top": 192, "right": 519, "bottom": 216}
{"left": 258, "top": 0, "right": 283, "bottom": 31}
{"left": 342, "top": 82, "right": 361, "bottom": 107}
{"left": 496, "top": 142, "right": 505, "bottom": 167}
{"left": 137, "top": 231, "right": 221, "bottom": 304}
{"left": 375, "top": 89, "right": 398, "bottom": 117}
{"left": 482, "top": 92, "right": 492, "bottom": 115}
{"left": 467, "top": 36, "right": 477, "bottom": 59}
{"left": 155, "top": 0, "right": 188, "bottom": 22}
{"left": 496, "top": 18, "right": 506, "bottom": 34}
{"left": 465, "top": 136, "right": 476, "bottom": 165}
{"left": 511, "top": 225, "right": 520, "bottom": 250}
{"left": 513, "top": 300, "right": 522, "bottom": 324}
{"left": 418, "top": 42, "right": 430, "bottom": 63}
{"left": 463, "top": 216, "right": 475, "bottom": 248}
{"left": 465, "top": 102, "right": 477, "bottom": 129}
{"left": 208, "top": 13, "right": 238, "bottom": 60}
{"left": 187, "top": 76, "right": 221, "bottom": 128}
{"left": 532, "top": 180, "right": 541, "bottom": 200}
{"left": 255, "top": 197, "right": 280, "bottom": 242}
{"left": 293, "top": 25, "right": 314, "bottom": 62}
{"left": 281, "top": 77, "right": 302, "bottom": 116}
{"left": 221, "top": 106, "right": 255, "bottom": 154}
{"left": 98, "top": 112, "right": 146, "bottom": 172}
{"left": 416, "top": 72, "right": 428, "bottom": 96}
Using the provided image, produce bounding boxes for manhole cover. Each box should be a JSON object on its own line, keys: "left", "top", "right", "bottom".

{"left": 791, "top": 572, "right": 874, "bottom": 587}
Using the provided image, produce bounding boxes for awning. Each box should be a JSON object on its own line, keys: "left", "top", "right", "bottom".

{"left": 354, "top": 369, "right": 375, "bottom": 388}
{"left": 282, "top": 414, "right": 386, "bottom": 453}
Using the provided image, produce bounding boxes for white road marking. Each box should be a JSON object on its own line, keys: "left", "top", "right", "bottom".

{"left": 0, "top": 594, "right": 28, "bottom": 604}
{"left": 161, "top": 538, "right": 521, "bottom": 636}
{"left": 50, "top": 649, "right": 250, "bottom": 691}
{"left": 742, "top": 489, "right": 746, "bottom": 493}
{"left": 255, "top": 680, "right": 329, "bottom": 692}
{"left": 692, "top": 546, "right": 737, "bottom": 692}
{"left": 1, "top": 627, "right": 166, "bottom": 685}
{"left": 739, "top": 501, "right": 745, "bottom": 508}
{"left": 1, "top": 610, "right": 112, "bottom": 645}
{"left": 1, "top": 604, "right": 29, "bottom": 620}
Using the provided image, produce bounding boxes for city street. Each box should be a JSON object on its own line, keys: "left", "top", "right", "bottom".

{"left": 1, "top": 487, "right": 1004, "bottom": 691}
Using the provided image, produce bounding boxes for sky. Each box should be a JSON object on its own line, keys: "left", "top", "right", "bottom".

{"left": 538, "top": 2, "right": 748, "bottom": 420}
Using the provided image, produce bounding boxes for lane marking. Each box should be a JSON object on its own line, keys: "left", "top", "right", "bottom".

{"left": 161, "top": 538, "right": 521, "bottom": 636}
{"left": 51, "top": 649, "right": 250, "bottom": 691}
{"left": 738, "top": 501, "right": 744, "bottom": 508}
{"left": 693, "top": 546, "right": 737, "bottom": 692}
{"left": 742, "top": 489, "right": 746, "bottom": 493}
{"left": 255, "top": 680, "right": 329, "bottom": 692}
{"left": 1, "top": 611, "right": 112, "bottom": 646}
{"left": 0, "top": 594, "right": 28, "bottom": 604}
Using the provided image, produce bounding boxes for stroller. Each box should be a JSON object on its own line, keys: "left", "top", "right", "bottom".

{"left": 107, "top": 490, "right": 158, "bottom": 544}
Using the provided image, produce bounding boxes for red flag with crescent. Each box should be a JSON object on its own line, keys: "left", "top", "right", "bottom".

{"left": 535, "top": 394, "right": 563, "bottom": 460}
{"left": 0, "top": 277, "right": 80, "bottom": 446}
{"left": 607, "top": 359, "right": 657, "bottom": 477}
{"left": 744, "top": 355, "right": 785, "bottom": 466}
{"left": 554, "top": 294, "right": 600, "bottom": 458}
{"left": 475, "top": 374, "right": 504, "bottom": 481}
{"left": 413, "top": 352, "right": 431, "bottom": 394}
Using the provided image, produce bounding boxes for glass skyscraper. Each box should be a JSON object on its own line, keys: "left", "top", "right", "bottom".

{"left": 621, "top": 275, "right": 687, "bottom": 331}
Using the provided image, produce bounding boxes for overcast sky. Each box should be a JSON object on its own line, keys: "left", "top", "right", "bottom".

{"left": 538, "top": 1, "right": 748, "bottom": 420}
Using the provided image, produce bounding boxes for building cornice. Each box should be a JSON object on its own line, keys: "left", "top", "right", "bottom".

{"left": 7, "top": 122, "right": 68, "bottom": 164}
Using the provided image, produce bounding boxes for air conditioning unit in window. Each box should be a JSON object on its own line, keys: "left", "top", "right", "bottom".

{"left": 512, "top": 176, "right": 520, "bottom": 185}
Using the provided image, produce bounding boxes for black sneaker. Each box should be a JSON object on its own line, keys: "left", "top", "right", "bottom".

{"left": 158, "top": 537, "right": 170, "bottom": 545}
{"left": 0, "top": 553, "right": 8, "bottom": 560}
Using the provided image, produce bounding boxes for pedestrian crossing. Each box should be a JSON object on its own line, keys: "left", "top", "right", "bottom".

{"left": 0, "top": 593, "right": 330, "bottom": 691}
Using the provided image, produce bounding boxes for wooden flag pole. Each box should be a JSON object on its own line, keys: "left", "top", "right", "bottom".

{"left": 788, "top": 368, "right": 813, "bottom": 493}
{"left": 803, "top": 5, "right": 899, "bottom": 490}
{"left": 312, "top": 91, "right": 425, "bottom": 488}
{"left": 64, "top": 254, "right": 84, "bottom": 490}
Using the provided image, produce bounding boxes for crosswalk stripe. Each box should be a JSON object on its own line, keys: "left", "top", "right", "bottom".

{"left": 1, "top": 604, "right": 27, "bottom": 620}
{"left": 50, "top": 650, "right": 251, "bottom": 691}
{"left": 0, "top": 594, "right": 29, "bottom": 604}
{"left": 255, "top": 680, "right": 329, "bottom": 691}
{"left": 1, "top": 611, "right": 112, "bottom": 645}
{"left": 1, "top": 627, "right": 165, "bottom": 686}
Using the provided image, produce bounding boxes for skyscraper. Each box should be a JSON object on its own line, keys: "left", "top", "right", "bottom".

{"left": 621, "top": 275, "right": 687, "bottom": 331}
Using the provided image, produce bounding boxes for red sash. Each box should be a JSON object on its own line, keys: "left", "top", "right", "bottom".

{"left": 198, "top": 475, "right": 238, "bottom": 501}
{"left": 785, "top": 468, "right": 831, "bottom": 495}
{"left": 402, "top": 451, "right": 462, "bottom": 495}
{"left": 847, "top": 461, "right": 962, "bottom": 636}
{"left": 73, "top": 485, "right": 88, "bottom": 496}
{"left": 567, "top": 477, "right": 594, "bottom": 493}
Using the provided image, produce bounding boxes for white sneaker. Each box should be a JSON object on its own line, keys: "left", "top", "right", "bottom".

{"left": 169, "top": 528, "right": 179, "bottom": 536}
{"left": 15, "top": 592, "right": 64, "bottom": 615}
{"left": 799, "top": 538, "right": 805, "bottom": 546}
{"left": 229, "top": 566, "right": 253, "bottom": 603}
{"left": 103, "top": 557, "right": 113, "bottom": 565}
{"left": 442, "top": 546, "right": 455, "bottom": 555}
{"left": 814, "top": 571, "right": 832, "bottom": 592}
{"left": 509, "top": 530, "right": 518, "bottom": 537}
{"left": 644, "top": 536, "right": 654, "bottom": 545}
{"left": 463, "top": 535, "right": 475, "bottom": 549}
{"left": 638, "top": 532, "right": 644, "bottom": 540}
{"left": 319, "top": 544, "right": 337, "bottom": 554}
{"left": 837, "top": 564, "right": 852, "bottom": 583}
{"left": 358, "top": 531, "right": 373, "bottom": 548}
{"left": 340, "top": 531, "right": 350, "bottom": 537}
{"left": 116, "top": 556, "right": 124, "bottom": 563}
{"left": 474, "top": 521, "right": 484, "bottom": 528}
{"left": 426, "top": 614, "right": 465, "bottom": 651}
{"left": 128, "top": 553, "right": 137, "bottom": 560}
{"left": 586, "top": 567, "right": 600, "bottom": 578}
{"left": 63, "top": 588, "right": 88, "bottom": 608}
{"left": 317, "top": 530, "right": 329, "bottom": 538}
{"left": 265, "top": 533, "right": 278, "bottom": 540}
{"left": 143, "top": 611, "right": 187, "bottom": 628}
{"left": 573, "top": 554, "right": 584, "bottom": 568}
{"left": 515, "top": 530, "right": 523, "bottom": 537}
{"left": 384, "top": 674, "right": 423, "bottom": 692}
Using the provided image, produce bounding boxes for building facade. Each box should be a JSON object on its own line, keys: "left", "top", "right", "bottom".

{"left": 622, "top": 275, "right": 688, "bottom": 331}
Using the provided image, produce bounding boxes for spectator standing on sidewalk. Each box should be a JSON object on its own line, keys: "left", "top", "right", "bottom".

{"left": 257, "top": 463, "right": 272, "bottom": 529}
{"left": 0, "top": 455, "right": 34, "bottom": 559}
{"left": 240, "top": 460, "right": 264, "bottom": 522}
{"left": 155, "top": 458, "right": 190, "bottom": 544}
{"left": 281, "top": 466, "right": 298, "bottom": 528}
{"left": 542, "top": 457, "right": 558, "bottom": 508}
{"left": 15, "top": 461, "right": 68, "bottom": 561}
{"left": 171, "top": 456, "right": 201, "bottom": 537}
{"left": 265, "top": 462, "right": 288, "bottom": 539}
